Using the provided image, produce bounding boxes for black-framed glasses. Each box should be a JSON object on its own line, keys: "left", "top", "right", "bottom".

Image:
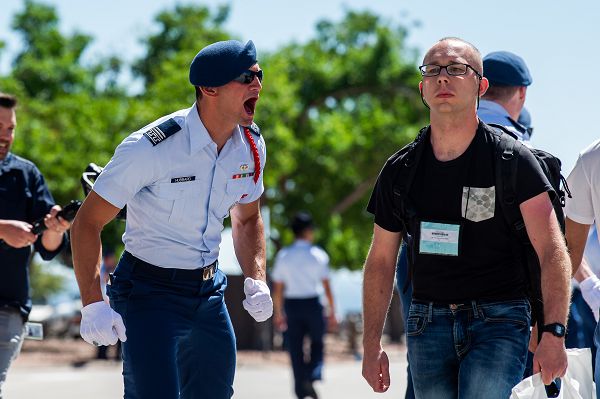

{"left": 232, "top": 70, "right": 263, "bottom": 84}
{"left": 419, "top": 63, "right": 482, "bottom": 79}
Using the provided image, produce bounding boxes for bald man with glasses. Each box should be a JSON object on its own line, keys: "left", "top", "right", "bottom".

{"left": 362, "top": 37, "right": 570, "bottom": 399}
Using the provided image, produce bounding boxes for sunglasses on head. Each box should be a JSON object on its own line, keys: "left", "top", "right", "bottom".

{"left": 232, "top": 69, "right": 263, "bottom": 84}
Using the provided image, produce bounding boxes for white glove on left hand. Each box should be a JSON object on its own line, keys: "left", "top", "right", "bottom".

{"left": 580, "top": 275, "right": 600, "bottom": 321}
{"left": 80, "top": 301, "right": 127, "bottom": 346}
{"left": 242, "top": 277, "right": 273, "bottom": 322}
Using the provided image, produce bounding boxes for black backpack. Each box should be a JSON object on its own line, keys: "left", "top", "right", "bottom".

{"left": 392, "top": 123, "right": 571, "bottom": 341}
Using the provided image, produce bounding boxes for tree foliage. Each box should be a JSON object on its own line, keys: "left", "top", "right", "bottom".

{"left": 1, "top": 2, "right": 427, "bottom": 273}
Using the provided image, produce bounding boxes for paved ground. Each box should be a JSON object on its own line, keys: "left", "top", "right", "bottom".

{"left": 3, "top": 338, "right": 408, "bottom": 398}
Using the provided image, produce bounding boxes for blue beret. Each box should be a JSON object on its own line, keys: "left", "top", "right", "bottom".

{"left": 189, "top": 40, "right": 257, "bottom": 87}
{"left": 517, "top": 107, "right": 532, "bottom": 129}
{"left": 483, "top": 51, "right": 532, "bottom": 86}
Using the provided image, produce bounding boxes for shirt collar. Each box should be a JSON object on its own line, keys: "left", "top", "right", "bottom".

{"left": 186, "top": 103, "right": 244, "bottom": 155}
{"left": 186, "top": 103, "right": 212, "bottom": 155}
{"left": 479, "top": 99, "right": 510, "bottom": 118}
{"left": 478, "top": 99, "right": 530, "bottom": 141}
{"left": 0, "top": 152, "right": 14, "bottom": 174}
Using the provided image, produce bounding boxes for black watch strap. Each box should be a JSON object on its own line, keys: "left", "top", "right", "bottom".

{"left": 542, "top": 323, "right": 566, "bottom": 338}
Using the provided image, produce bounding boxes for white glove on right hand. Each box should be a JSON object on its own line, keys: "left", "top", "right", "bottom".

{"left": 80, "top": 301, "right": 127, "bottom": 346}
{"left": 242, "top": 277, "right": 273, "bottom": 322}
{"left": 580, "top": 275, "right": 600, "bottom": 321}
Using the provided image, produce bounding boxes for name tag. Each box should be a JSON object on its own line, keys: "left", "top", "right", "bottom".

{"left": 171, "top": 176, "right": 195, "bottom": 183}
{"left": 419, "top": 221, "right": 460, "bottom": 256}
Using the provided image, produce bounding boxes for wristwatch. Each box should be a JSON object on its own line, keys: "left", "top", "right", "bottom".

{"left": 542, "top": 323, "right": 566, "bottom": 338}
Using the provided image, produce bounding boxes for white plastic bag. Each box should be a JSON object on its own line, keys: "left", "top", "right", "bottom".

{"left": 510, "top": 348, "right": 596, "bottom": 399}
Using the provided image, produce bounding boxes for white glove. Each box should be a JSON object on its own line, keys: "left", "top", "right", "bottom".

{"left": 242, "top": 277, "right": 273, "bottom": 322}
{"left": 80, "top": 301, "right": 127, "bottom": 346}
{"left": 580, "top": 275, "right": 600, "bottom": 321}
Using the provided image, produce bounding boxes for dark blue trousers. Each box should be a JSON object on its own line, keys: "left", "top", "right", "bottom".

{"left": 284, "top": 297, "right": 325, "bottom": 399}
{"left": 107, "top": 253, "right": 236, "bottom": 399}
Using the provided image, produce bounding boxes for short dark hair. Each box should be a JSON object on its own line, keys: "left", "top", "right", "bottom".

{"left": 291, "top": 212, "right": 314, "bottom": 237}
{"left": 0, "top": 93, "right": 17, "bottom": 109}
{"left": 482, "top": 85, "right": 519, "bottom": 102}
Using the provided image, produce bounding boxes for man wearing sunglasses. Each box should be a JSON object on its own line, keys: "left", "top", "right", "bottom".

{"left": 71, "top": 39, "right": 271, "bottom": 399}
{"left": 362, "top": 37, "right": 570, "bottom": 398}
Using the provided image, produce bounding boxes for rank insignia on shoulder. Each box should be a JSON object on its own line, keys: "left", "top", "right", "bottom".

{"left": 245, "top": 122, "right": 260, "bottom": 136}
{"left": 144, "top": 118, "right": 182, "bottom": 146}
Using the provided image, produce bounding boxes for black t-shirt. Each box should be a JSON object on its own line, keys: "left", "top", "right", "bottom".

{"left": 367, "top": 123, "right": 553, "bottom": 303}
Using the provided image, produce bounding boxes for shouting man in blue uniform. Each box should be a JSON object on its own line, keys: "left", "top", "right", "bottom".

{"left": 0, "top": 93, "right": 71, "bottom": 397}
{"left": 71, "top": 40, "right": 272, "bottom": 399}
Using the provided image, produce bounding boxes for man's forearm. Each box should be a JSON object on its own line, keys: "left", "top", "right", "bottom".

{"left": 540, "top": 244, "right": 571, "bottom": 325}
{"left": 71, "top": 217, "right": 103, "bottom": 305}
{"left": 362, "top": 258, "right": 396, "bottom": 350}
{"left": 232, "top": 212, "right": 266, "bottom": 281}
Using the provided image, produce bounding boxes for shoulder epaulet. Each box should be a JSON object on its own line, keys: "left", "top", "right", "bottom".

{"left": 143, "top": 118, "right": 182, "bottom": 146}
{"left": 245, "top": 122, "right": 261, "bottom": 136}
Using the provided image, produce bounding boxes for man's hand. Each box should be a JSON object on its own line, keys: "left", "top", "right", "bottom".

{"left": 362, "top": 346, "right": 390, "bottom": 392}
{"left": 43, "top": 205, "right": 71, "bottom": 235}
{"left": 0, "top": 220, "right": 37, "bottom": 248}
{"left": 80, "top": 301, "right": 127, "bottom": 346}
{"left": 580, "top": 275, "right": 600, "bottom": 321}
{"left": 532, "top": 334, "right": 568, "bottom": 385}
{"left": 242, "top": 277, "right": 273, "bottom": 322}
{"left": 273, "top": 313, "right": 287, "bottom": 332}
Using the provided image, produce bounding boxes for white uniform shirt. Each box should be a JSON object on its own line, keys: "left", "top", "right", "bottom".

{"left": 271, "top": 240, "right": 330, "bottom": 299}
{"left": 93, "top": 103, "right": 266, "bottom": 269}
{"left": 565, "top": 139, "right": 600, "bottom": 241}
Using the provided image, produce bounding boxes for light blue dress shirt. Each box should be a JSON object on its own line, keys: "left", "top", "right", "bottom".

{"left": 478, "top": 99, "right": 531, "bottom": 142}
{"left": 271, "top": 240, "right": 330, "bottom": 299}
{"left": 93, "top": 103, "right": 266, "bottom": 269}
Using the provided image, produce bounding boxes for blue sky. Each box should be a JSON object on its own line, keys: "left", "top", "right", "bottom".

{"left": 1, "top": 0, "right": 598, "bottom": 172}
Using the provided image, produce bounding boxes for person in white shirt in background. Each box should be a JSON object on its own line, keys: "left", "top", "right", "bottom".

{"left": 272, "top": 212, "right": 337, "bottom": 399}
{"left": 564, "top": 138, "right": 600, "bottom": 399}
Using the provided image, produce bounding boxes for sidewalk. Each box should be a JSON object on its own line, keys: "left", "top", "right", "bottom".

{"left": 4, "top": 339, "right": 408, "bottom": 398}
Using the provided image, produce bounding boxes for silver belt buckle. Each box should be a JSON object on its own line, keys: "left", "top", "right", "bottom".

{"left": 202, "top": 264, "right": 215, "bottom": 281}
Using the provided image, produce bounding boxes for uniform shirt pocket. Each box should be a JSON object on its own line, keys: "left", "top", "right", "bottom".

{"left": 218, "top": 179, "right": 250, "bottom": 218}
{"left": 153, "top": 181, "right": 203, "bottom": 223}
{"left": 461, "top": 186, "right": 495, "bottom": 222}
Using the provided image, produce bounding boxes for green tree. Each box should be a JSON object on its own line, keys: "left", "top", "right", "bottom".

{"left": 257, "top": 11, "right": 427, "bottom": 267}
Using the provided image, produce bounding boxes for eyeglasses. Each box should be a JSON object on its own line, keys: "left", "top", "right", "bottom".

{"left": 419, "top": 63, "right": 482, "bottom": 79}
{"left": 232, "top": 70, "right": 263, "bottom": 84}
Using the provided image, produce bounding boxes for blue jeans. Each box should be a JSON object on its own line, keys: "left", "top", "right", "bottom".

{"left": 108, "top": 253, "right": 236, "bottom": 399}
{"left": 396, "top": 244, "right": 415, "bottom": 399}
{"left": 284, "top": 297, "right": 325, "bottom": 399}
{"left": 407, "top": 299, "right": 531, "bottom": 399}
{"left": 0, "top": 308, "right": 25, "bottom": 399}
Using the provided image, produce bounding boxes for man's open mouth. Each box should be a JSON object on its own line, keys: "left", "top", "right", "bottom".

{"left": 244, "top": 97, "right": 258, "bottom": 115}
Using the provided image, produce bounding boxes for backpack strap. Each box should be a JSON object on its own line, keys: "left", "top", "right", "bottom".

{"left": 495, "top": 129, "right": 528, "bottom": 241}
{"left": 392, "top": 126, "right": 429, "bottom": 292}
{"left": 492, "top": 126, "right": 545, "bottom": 342}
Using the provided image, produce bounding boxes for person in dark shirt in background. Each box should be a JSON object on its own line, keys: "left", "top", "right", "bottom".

{"left": 0, "top": 92, "right": 71, "bottom": 398}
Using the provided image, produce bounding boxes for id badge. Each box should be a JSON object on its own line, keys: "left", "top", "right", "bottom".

{"left": 24, "top": 322, "right": 44, "bottom": 340}
{"left": 419, "top": 221, "right": 460, "bottom": 256}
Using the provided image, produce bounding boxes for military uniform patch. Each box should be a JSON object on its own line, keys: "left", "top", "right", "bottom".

{"left": 143, "top": 118, "right": 182, "bottom": 146}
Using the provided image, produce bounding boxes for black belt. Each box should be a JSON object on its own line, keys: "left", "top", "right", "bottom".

{"left": 123, "top": 251, "right": 217, "bottom": 281}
